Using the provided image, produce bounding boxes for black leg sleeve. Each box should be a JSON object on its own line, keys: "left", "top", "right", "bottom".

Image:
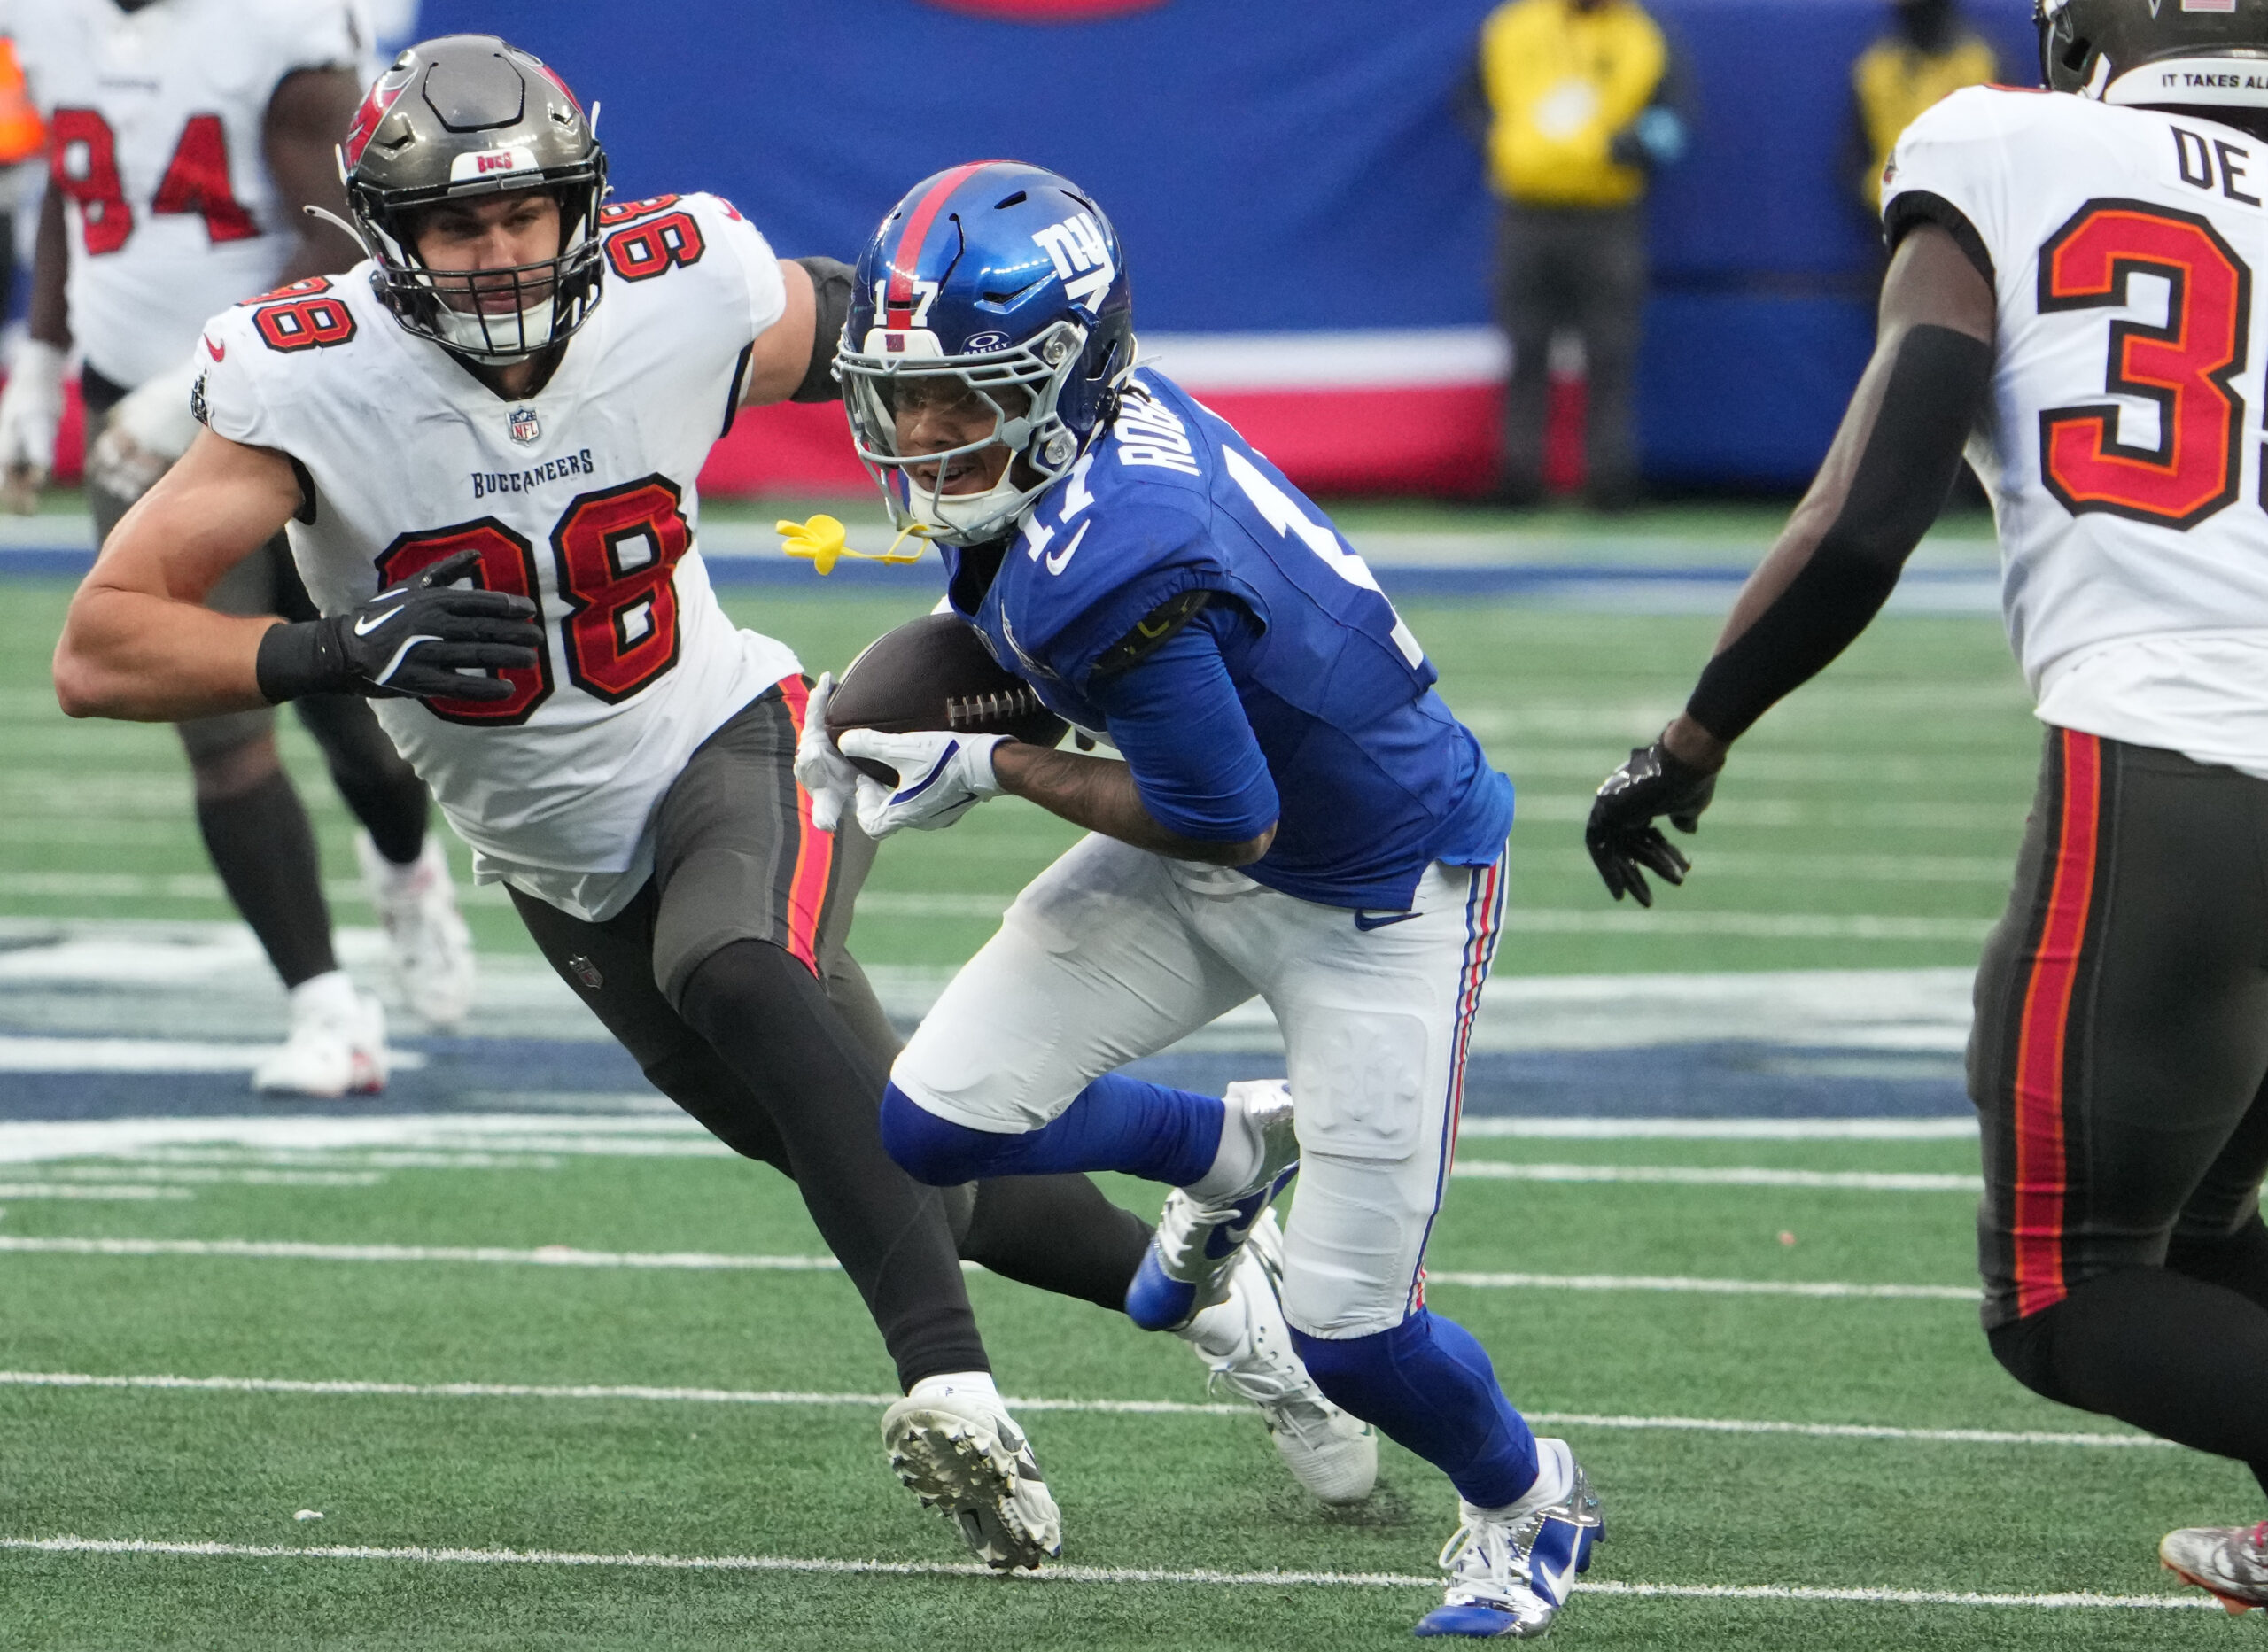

{"left": 959, "top": 1175, "right": 1152, "bottom": 1313}
{"left": 679, "top": 939, "right": 990, "bottom": 1391}
{"left": 195, "top": 766, "right": 337, "bottom": 989}
{"left": 294, "top": 693, "right": 430, "bottom": 866}
{"left": 1988, "top": 1266, "right": 2268, "bottom": 1499}
{"left": 2167, "top": 1218, "right": 2268, "bottom": 1316}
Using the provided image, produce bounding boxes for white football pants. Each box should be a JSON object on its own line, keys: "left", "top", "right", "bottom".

{"left": 891, "top": 833, "right": 1508, "bottom": 1338}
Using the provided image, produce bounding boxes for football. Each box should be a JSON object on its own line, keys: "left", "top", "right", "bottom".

{"left": 824, "top": 611, "right": 1069, "bottom": 782}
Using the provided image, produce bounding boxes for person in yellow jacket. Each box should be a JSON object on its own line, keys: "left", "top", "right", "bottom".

{"left": 1459, "top": 0, "right": 1686, "bottom": 510}
{"left": 1851, "top": 0, "right": 1998, "bottom": 212}
{"left": 0, "top": 39, "right": 43, "bottom": 326}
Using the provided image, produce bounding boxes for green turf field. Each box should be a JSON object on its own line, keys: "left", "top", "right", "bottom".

{"left": 0, "top": 567, "right": 2038, "bottom": 975}
{"left": 6, "top": 552, "right": 2245, "bottom": 1648}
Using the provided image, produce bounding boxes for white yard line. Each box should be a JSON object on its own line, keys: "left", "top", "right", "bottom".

{"left": 0, "top": 1183, "right": 190, "bottom": 1200}
{"left": 0, "top": 1235, "right": 1982, "bottom": 1299}
{"left": 0, "top": 1369, "right": 2165, "bottom": 1450}
{"left": 1456, "top": 1118, "right": 1977, "bottom": 1141}
{"left": 0, "top": 1534, "right": 2210, "bottom": 1610}
{"left": 1450, "top": 1163, "right": 1981, "bottom": 1192}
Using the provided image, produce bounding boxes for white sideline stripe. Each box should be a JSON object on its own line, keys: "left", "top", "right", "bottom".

{"left": 1426, "top": 1268, "right": 1979, "bottom": 1301}
{"left": 0, "top": 1370, "right": 2168, "bottom": 1449}
{"left": 1456, "top": 1118, "right": 1977, "bottom": 1141}
{"left": 1450, "top": 1162, "right": 1982, "bottom": 1192}
{"left": 0, "top": 1035, "right": 428, "bottom": 1074}
{"left": 0, "top": 1237, "right": 844, "bottom": 1271}
{"left": 0, "top": 1235, "right": 1982, "bottom": 1299}
{"left": 0, "top": 1535, "right": 2212, "bottom": 1610}
{"left": 0, "top": 1183, "right": 190, "bottom": 1200}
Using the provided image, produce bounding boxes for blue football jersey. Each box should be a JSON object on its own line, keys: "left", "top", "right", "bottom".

{"left": 941, "top": 370, "right": 1513, "bottom": 911}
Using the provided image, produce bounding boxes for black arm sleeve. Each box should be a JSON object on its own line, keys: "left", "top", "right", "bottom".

{"left": 788, "top": 255, "right": 853, "bottom": 404}
{"left": 1683, "top": 324, "right": 1992, "bottom": 743}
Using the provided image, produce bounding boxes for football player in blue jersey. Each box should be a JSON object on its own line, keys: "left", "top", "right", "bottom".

{"left": 796, "top": 161, "right": 1600, "bottom": 1640}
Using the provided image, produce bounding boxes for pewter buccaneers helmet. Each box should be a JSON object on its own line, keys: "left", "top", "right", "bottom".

{"left": 2039, "top": 0, "right": 2268, "bottom": 108}
{"left": 340, "top": 35, "right": 607, "bottom": 363}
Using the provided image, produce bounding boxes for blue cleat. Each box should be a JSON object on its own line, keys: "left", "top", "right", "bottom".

{"left": 1124, "top": 1079, "right": 1300, "bottom": 1331}
{"left": 1414, "top": 1441, "right": 1602, "bottom": 1639}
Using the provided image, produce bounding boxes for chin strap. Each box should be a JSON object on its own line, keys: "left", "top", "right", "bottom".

{"left": 777, "top": 514, "right": 934, "bottom": 576}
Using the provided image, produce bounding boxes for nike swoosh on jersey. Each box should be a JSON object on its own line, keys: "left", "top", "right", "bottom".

{"left": 201, "top": 334, "right": 226, "bottom": 361}
{"left": 353, "top": 602, "right": 408, "bottom": 638}
{"left": 1045, "top": 519, "right": 1091, "bottom": 576}
{"left": 1353, "top": 909, "right": 1420, "bottom": 931}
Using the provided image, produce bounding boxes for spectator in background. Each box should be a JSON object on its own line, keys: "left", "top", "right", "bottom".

{"left": 1459, "top": 0, "right": 1686, "bottom": 512}
{"left": 0, "top": 39, "right": 41, "bottom": 325}
{"left": 1850, "top": 0, "right": 1998, "bottom": 214}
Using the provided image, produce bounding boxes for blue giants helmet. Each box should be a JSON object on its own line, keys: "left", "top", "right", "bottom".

{"left": 840, "top": 161, "right": 1137, "bottom": 546}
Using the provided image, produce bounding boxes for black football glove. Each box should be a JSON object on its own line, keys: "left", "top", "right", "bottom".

{"left": 1586, "top": 737, "right": 1720, "bottom": 907}
{"left": 256, "top": 548, "right": 541, "bottom": 703}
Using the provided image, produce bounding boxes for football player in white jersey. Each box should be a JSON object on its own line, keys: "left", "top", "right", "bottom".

{"left": 49, "top": 32, "right": 1372, "bottom": 1569}
{"left": 1588, "top": 0, "right": 2268, "bottom": 1609}
{"left": 0, "top": 0, "right": 473, "bottom": 1093}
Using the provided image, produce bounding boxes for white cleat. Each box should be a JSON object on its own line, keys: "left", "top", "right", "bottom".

{"left": 882, "top": 1381, "right": 1061, "bottom": 1571}
{"left": 1177, "top": 1210, "right": 1378, "bottom": 1505}
{"left": 2163, "top": 1520, "right": 2268, "bottom": 1613}
{"left": 252, "top": 971, "right": 387, "bottom": 1097}
{"left": 356, "top": 830, "right": 476, "bottom": 1031}
{"left": 1415, "top": 1439, "right": 1603, "bottom": 1640}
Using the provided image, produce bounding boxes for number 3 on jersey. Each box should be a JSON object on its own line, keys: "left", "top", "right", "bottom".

{"left": 2037, "top": 199, "right": 2250, "bottom": 529}
{"left": 375, "top": 477, "right": 693, "bottom": 725}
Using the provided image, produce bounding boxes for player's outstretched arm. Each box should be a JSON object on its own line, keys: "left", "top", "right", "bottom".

{"left": 1586, "top": 221, "right": 1996, "bottom": 904}
{"left": 741, "top": 257, "right": 855, "bottom": 407}
{"left": 54, "top": 430, "right": 306, "bottom": 720}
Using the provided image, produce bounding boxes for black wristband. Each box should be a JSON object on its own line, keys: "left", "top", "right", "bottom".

{"left": 254, "top": 617, "right": 346, "bottom": 703}
{"left": 790, "top": 255, "right": 854, "bottom": 404}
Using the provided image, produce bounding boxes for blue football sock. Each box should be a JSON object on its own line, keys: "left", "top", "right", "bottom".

{"left": 881, "top": 1074, "right": 1224, "bottom": 1188}
{"left": 1292, "top": 1309, "right": 1540, "bottom": 1509}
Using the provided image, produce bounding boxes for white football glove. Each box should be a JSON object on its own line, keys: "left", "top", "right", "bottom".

{"left": 0, "top": 337, "right": 66, "bottom": 515}
{"left": 86, "top": 352, "right": 204, "bottom": 506}
{"left": 793, "top": 672, "right": 861, "bottom": 834}
{"left": 839, "top": 728, "right": 1006, "bottom": 838}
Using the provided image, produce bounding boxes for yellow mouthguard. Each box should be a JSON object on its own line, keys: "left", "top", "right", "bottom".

{"left": 775, "top": 515, "right": 933, "bottom": 575}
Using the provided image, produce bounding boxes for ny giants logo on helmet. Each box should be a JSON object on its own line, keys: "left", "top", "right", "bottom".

{"left": 1031, "top": 213, "right": 1113, "bottom": 314}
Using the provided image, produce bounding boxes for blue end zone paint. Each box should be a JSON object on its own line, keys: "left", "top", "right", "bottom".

{"left": 0, "top": 1041, "right": 1969, "bottom": 1122}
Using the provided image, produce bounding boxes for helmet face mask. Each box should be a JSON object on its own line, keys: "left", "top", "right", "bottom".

{"left": 841, "top": 163, "right": 1137, "bottom": 547}
{"left": 342, "top": 35, "right": 608, "bottom": 366}
{"left": 843, "top": 319, "right": 1096, "bottom": 545}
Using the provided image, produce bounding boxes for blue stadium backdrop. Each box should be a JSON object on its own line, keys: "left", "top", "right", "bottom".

{"left": 391, "top": 1, "right": 2037, "bottom": 492}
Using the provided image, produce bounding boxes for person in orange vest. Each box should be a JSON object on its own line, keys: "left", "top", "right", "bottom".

{"left": 1458, "top": 0, "right": 1687, "bottom": 511}
{"left": 0, "top": 39, "right": 44, "bottom": 327}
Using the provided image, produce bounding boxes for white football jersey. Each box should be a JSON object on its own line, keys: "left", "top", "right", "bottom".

{"left": 1887, "top": 87, "right": 2268, "bottom": 778}
{"left": 194, "top": 191, "right": 802, "bottom": 919}
{"left": 2, "top": 0, "right": 361, "bottom": 389}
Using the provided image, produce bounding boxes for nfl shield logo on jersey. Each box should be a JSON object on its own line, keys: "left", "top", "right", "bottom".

{"left": 509, "top": 407, "right": 540, "bottom": 446}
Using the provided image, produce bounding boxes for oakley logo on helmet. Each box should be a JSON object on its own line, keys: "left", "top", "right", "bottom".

{"left": 1031, "top": 213, "right": 1115, "bottom": 314}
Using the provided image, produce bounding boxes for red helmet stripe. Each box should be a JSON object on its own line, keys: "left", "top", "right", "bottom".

{"left": 885, "top": 160, "right": 995, "bottom": 322}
